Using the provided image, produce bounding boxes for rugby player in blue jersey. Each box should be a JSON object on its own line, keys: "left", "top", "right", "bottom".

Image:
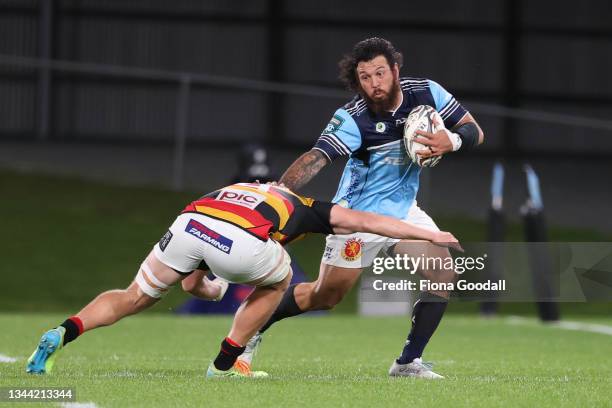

{"left": 236, "top": 37, "right": 484, "bottom": 379}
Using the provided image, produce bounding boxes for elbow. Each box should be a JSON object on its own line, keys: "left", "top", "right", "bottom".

{"left": 478, "top": 128, "right": 485, "bottom": 145}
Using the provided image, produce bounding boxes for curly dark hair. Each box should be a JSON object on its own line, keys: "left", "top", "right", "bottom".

{"left": 338, "top": 37, "right": 403, "bottom": 92}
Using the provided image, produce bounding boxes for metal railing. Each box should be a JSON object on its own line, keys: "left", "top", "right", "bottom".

{"left": 1, "top": 54, "right": 612, "bottom": 189}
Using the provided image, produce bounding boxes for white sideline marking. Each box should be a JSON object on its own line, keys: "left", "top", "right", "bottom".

{"left": 0, "top": 353, "right": 18, "bottom": 363}
{"left": 506, "top": 316, "right": 612, "bottom": 336}
{"left": 60, "top": 403, "right": 98, "bottom": 408}
{"left": 554, "top": 320, "right": 612, "bottom": 336}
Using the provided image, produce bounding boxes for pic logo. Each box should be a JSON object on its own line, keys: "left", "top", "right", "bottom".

{"left": 185, "top": 219, "right": 233, "bottom": 254}
{"left": 217, "top": 188, "right": 265, "bottom": 209}
{"left": 342, "top": 238, "right": 363, "bottom": 261}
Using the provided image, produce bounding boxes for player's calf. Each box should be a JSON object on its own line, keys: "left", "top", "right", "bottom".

{"left": 26, "top": 252, "right": 183, "bottom": 375}
{"left": 210, "top": 265, "right": 292, "bottom": 379}
{"left": 391, "top": 242, "right": 455, "bottom": 370}
{"left": 307, "top": 284, "right": 349, "bottom": 310}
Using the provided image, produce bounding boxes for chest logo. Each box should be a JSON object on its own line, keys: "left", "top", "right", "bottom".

{"left": 375, "top": 122, "right": 386, "bottom": 133}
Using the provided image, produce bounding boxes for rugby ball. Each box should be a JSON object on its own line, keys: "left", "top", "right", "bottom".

{"left": 403, "top": 105, "right": 443, "bottom": 167}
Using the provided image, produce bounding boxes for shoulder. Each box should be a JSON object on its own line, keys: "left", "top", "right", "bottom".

{"left": 341, "top": 95, "right": 367, "bottom": 117}
{"left": 399, "top": 76, "right": 432, "bottom": 93}
{"left": 269, "top": 185, "right": 312, "bottom": 205}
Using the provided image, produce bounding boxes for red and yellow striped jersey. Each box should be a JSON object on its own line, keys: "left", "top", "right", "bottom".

{"left": 181, "top": 183, "right": 334, "bottom": 244}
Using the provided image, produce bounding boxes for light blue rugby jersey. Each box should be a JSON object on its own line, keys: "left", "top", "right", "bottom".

{"left": 313, "top": 77, "right": 468, "bottom": 218}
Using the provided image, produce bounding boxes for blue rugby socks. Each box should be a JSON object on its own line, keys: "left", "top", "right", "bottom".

{"left": 398, "top": 293, "right": 448, "bottom": 364}
{"left": 258, "top": 284, "right": 303, "bottom": 334}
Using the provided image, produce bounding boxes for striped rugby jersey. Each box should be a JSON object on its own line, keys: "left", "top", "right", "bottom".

{"left": 313, "top": 77, "right": 468, "bottom": 219}
{"left": 182, "top": 183, "right": 334, "bottom": 244}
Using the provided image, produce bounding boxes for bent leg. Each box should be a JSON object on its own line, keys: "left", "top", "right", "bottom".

{"left": 393, "top": 241, "right": 456, "bottom": 298}
{"left": 77, "top": 250, "right": 185, "bottom": 332}
{"left": 210, "top": 270, "right": 293, "bottom": 374}
{"left": 295, "top": 264, "right": 362, "bottom": 311}
{"left": 391, "top": 241, "right": 455, "bottom": 366}
{"left": 26, "top": 250, "right": 186, "bottom": 374}
{"left": 228, "top": 270, "right": 292, "bottom": 345}
{"left": 256, "top": 263, "right": 362, "bottom": 335}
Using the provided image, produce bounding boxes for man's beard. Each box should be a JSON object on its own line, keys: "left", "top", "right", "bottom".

{"left": 361, "top": 79, "right": 401, "bottom": 115}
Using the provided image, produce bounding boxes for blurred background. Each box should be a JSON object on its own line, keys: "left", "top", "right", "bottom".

{"left": 1, "top": 0, "right": 611, "bottom": 315}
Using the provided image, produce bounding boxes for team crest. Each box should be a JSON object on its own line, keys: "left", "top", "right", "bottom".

{"left": 323, "top": 114, "right": 345, "bottom": 136}
{"left": 342, "top": 238, "right": 364, "bottom": 261}
{"left": 375, "top": 122, "right": 386, "bottom": 133}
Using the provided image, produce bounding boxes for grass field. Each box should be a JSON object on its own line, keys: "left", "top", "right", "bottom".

{"left": 2, "top": 169, "right": 611, "bottom": 406}
{"left": 1, "top": 314, "right": 611, "bottom": 407}
{"left": 3, "top": 169, "right": 611, "bottom": 315}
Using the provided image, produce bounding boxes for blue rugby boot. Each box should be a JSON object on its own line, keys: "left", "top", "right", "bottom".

{"left": 26, "top": 327, "right": 65, "bottom": 374}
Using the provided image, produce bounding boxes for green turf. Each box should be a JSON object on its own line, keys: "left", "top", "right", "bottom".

{"left": 1, "top": 313, "right": 611, "bottom": 407}
{"left": 2, "top": 169, "right": 612, "bottom": 316}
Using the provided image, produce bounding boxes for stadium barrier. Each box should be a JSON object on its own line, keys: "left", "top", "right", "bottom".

{"left": 2, "top": 53, "right": 612, "bottom": 193}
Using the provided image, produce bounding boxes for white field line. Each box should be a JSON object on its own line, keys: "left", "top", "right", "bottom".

{"left": 0, "top": 353, "right": 18, "bottom": 363}
{"left": 553, "top": 320, "right": 612, "bottom": 336}
{"left": 506, "top": 315, "right": 612, "bottom": 336}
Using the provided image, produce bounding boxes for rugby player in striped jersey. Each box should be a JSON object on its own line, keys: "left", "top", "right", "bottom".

{"left": 26, "top": 182, "right": 460, "bottom": 378}
{"left": 238, "top": 37, "right": 484, "bottom": 379}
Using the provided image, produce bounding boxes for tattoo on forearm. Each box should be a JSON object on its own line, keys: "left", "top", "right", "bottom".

{"left": 279, "top": 149, "right": 329, "bottom": 191}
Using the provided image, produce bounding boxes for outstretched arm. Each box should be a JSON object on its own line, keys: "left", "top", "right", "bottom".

{"left": 279, "top": 149, "right": 329, "bottom": 191}
{"left": 328, "top": 205, "right": 462, "bottom": 251}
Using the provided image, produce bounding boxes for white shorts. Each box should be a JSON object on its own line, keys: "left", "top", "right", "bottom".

{"left": 153, "top": 213, "right": 291, "bottom": 287}
{"left": 321, "top": 202, "right": 439, "bottom": 269}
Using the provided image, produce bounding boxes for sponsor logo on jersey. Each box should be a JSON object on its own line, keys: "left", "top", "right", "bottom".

{"left": 344, "top": 167, "right": 361, "bottom": 203}
{"left": 217, "top": 188, "right": 266, "bottom": 210}
{"left": 342, "top": 238, "right": 364, "bottom": 261}
{"left": 323, "top": 244, "right": 335, "bottom": 261}
{"left": 185, "top": 219, "right": 233, "bottom": 254}
{"left": 375, "top": 122, "right": 386, "bottom": 133}
{"left": 323, "top": 114, "right": 345, "bottom": 136}
{"left": 395, "top": 118, "right": 407, "bottom": 126}
{"left": 158, "top": 230, "right": 173, "bottom": 252}
{"left": 382, "top": 156, "right": 408, "bottom": 165}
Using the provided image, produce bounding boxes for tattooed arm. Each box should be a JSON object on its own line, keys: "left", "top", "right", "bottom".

{"left": 279, "top": 149, "right": 330, "bottom": 191}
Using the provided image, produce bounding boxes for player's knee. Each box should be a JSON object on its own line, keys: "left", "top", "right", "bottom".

{"left": 419, "top": 247, "right": 456, "bottom": 280}
{"left": 426, "top": 289, "right": 451, "bottom": 299}
{"left": 134, "top": 262, "right": 171, "bottom": 299}
{"left": 125, "top": 284, "right": 158, "bottom": 313}
{"left": 130, "top": 290, "right": 158, "bottom": 312}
